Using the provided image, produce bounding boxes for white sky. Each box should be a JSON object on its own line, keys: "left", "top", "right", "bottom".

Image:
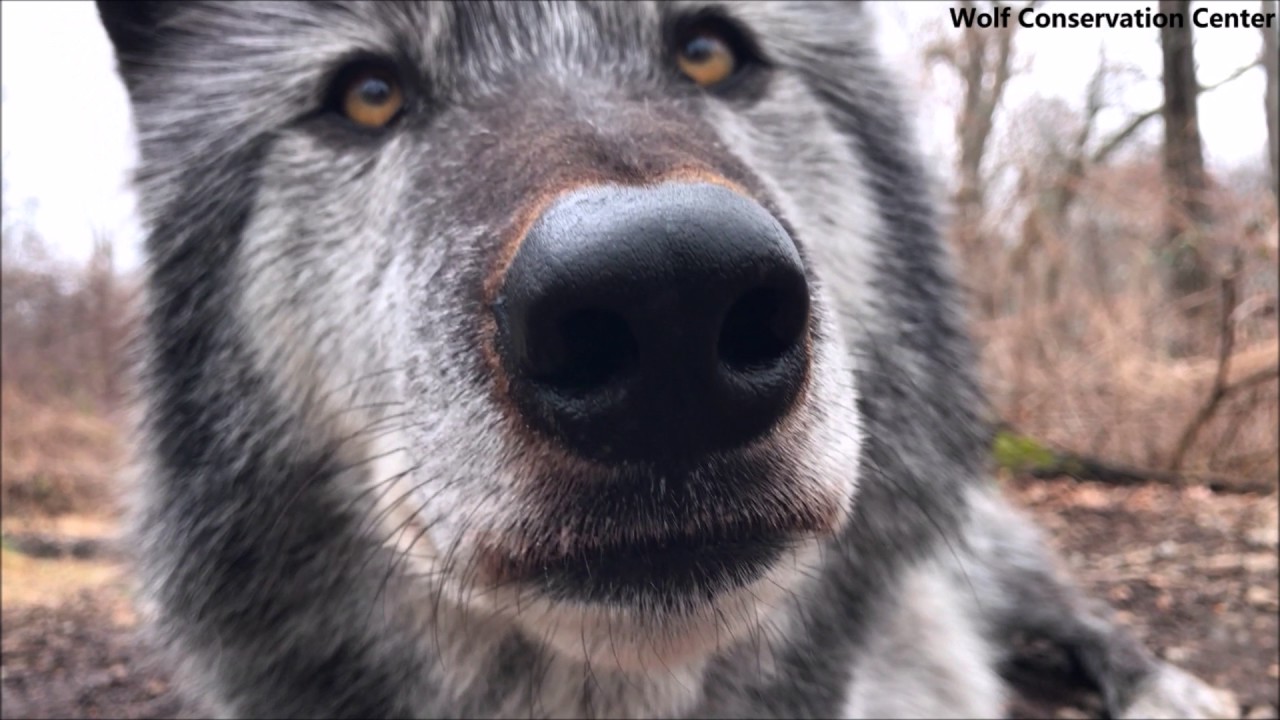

{"left": 0, "top": 0, "right": 1271, "bottom": 269}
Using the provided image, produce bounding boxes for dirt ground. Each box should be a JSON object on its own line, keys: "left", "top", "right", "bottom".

{"left": 2, "top": 477, "right": 1277, "bottom": 719}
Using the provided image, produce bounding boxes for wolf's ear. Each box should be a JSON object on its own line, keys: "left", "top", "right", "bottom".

{"left": 97, "top": 1, "right": 172, "bottom": 59}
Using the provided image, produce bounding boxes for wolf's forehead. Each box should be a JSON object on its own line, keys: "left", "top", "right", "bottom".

{"left": 335, "top": 1, "right": 858, "bottom": 58}
{"left": 234, "top": 1, "right": 666, "bottom": 64}
{"left": 151, "top": 2, "right": 673, "bottom": 100}
{"left": 173, "top": 1, "right": 853, "bottom": 72}
{"left": 437, "top": 1, "right": 665, "bottom": 88}
{"left": 146, "top": 1, "right": 866, "bottom": 99}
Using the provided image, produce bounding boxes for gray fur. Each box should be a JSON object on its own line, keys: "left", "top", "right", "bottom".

{"left": 98, "top": 2, "right": 1234, "bottom": 718}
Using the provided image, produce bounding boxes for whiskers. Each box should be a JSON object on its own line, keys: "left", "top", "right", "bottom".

{"left": 281, "top": 349, "right": 944, "bottom": 718}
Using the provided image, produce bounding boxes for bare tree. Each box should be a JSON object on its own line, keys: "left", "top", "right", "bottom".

{"left": 1158, "top": 0, "right": 1215, "bottom": 354}
{"left": 1002, "top": 47, "right": 1256, "bottom": 309}
{"left": 1008, "top": 59, "right": 1109, "bottom": 304}
{"left": 85, "top": 230, "right": 122, "bottom": 404}
{"left": 928, "top": 0, "right": 1032, "bottom": 317}
{"left": 1263, "top": 0, "right": 1279, "bottom": 207}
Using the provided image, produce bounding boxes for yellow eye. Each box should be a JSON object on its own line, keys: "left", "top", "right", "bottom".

{"left": 341, "top": 66, "right": 403, "bottom": 128}
{"left": 677, "top": 33, "right": 736, "bottom": 87}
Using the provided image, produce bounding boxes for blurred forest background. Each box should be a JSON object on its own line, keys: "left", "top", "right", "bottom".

{"left": 1, "top": 1, "right": 1277, "bottom": 718}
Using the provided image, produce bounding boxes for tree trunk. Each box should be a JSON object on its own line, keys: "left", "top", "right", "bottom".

{"left": 1263, "top": 0, "right": 1279, "bottom": 208}
{"left": 950, "top": 0, "right": 1019, "bottom": 319}
{"left": 1158, "top": 0, "right": 1214, "bottom": 355}
{"left": 87, "top": 234, "right": 118, "bottom": 407}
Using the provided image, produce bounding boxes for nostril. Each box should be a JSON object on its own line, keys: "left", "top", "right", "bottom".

{"left": 531, "top": 307, "right": 637, "bottom": 394}
{"left": 718, "top": 286, "right": 808, "bottom": 373}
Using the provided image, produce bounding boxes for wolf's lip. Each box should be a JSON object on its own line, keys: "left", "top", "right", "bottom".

{"left": 480, "top": 519, "right": 816, "bottom": 606}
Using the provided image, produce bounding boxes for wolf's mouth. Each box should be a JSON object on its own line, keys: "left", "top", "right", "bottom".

{"left": 480, "top": 511, "right": 827, "bottom": 607}
{"left": 470, "top": 425, "right": 849, "bottom": 611}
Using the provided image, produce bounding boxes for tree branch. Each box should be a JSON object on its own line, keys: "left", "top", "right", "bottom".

{"left": 1197, "top": 57, "right": 1262, "bottom": 94}
{"left": 993, "top": 428, "right": 1275, "bottom": 495}
{"left": 1092, "top": 106, "right": 1162, "bottom": 165}
{"left": 1089, "top": 57, "right": 1259, "bottom": 166}
{"left": 1167, "top": 260, "right": 1240, "bottom": 471}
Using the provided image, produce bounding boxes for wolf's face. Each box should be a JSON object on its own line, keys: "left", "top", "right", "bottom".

{"left": 105, "top": 1, "right": 896, "bottom": 671}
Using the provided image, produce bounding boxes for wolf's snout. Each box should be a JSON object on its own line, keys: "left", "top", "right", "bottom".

{"left": 494, "top": 182, "right": 810, "bottom": 462}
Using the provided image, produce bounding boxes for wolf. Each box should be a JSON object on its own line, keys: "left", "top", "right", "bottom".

{"left": 98, "top": 2, "right": 1236, "bottom": 718}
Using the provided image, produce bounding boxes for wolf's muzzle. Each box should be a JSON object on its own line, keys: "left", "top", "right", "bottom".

{"left": 494, "top": 181, "right": 810, "bottom": 463}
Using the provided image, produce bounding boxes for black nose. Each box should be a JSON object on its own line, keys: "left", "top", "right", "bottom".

{"left": 493, "top": 182, "right": 810, "bottom": 463}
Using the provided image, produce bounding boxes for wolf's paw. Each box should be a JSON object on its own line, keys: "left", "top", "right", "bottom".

{"left": 1118, "top": 663, "right": 1239, "bottom": 719}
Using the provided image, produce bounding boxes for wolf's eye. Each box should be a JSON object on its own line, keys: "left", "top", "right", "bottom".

{"left": 338, "top": 64, "right": 404, "bottom": 128}
{"left": 676, "top": 32, "right": 736, "bottom": 87}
